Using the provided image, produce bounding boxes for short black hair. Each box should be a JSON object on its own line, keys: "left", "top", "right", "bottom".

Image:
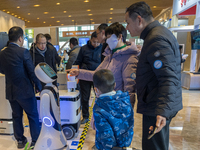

{"left": 97, "top": 23, "right": 108, "bottom": 31}
{"left": 105, "top": 22, "right": 127, "bottom": 43}
{"left": 8, "top": 26, "right": 23, "bottom": 42}
{"left": 36, "top": 33, "right": 46, "bottom": 43}
{"left": 70, "top": 37, "right": 78, "bottom": 46}
{"left": 91, "top": 31, "right": 97, "bottom": 39}
{"left": 93, "top": 69, "right": 115, "bottom": 94}
{"left": 44, "top": 34, "right": 51, "bottom": 41}
{"left": 126, "top": 1, "right": 153, "bottom": 22}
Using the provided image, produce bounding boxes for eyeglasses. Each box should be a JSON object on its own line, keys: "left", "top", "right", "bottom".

{"left": 37, "top": 42, "right": 47, "bottom": 45}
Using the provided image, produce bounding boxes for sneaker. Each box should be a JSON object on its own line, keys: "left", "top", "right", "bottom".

{"left": 17, "top": 137, "right": 27, "bottom": 149}
{"left": 81, "top": 118, "right": 89, "bottom": 124}
{"left": 30, "top": 142, "right": 36, "bottom": 149}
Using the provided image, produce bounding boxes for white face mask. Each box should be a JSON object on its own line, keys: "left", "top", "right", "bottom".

{"left": 106, "top": 34, "right": 118, "bottom": 50}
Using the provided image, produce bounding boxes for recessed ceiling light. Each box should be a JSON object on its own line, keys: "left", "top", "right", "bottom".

{"left": 34, "top": 5, "right": 40, "bottom": 7}
{"left": 37, "top": 18, "right": 39, "bottom": 19}
{"left": 57, "top": 21, "right": 60, "bottom": 22}
{"left": 17, "top": 6, "right": 20, "bottom": 8}
{"left": 25, "top": 19, "right": 27, "bottom": 21}
{"left": 110, "top": 12, "right": 113, "bottom": 14}
{"left": 18, "top": 17, "right": 21, "bottom": 18}
{"left": 51, "top": 16, "right": 55, "bottom": 18}
{"left": 109, "top": 21, "right": 111, "bottom": 23}
{"left": 43, "top": 21, "right": 46, "bottom": 23}
{"left": 25, "top": 26, "right": 26, "bottom": 28}
{"left": 84, "top": 0, "right": 89, "bottom": 2}
{"left": 56, "top": 3, "right": 60, "bottom": 5}
{"left": 92, "top": 22, "right": 95, "bottom": 24}
{"left": 7, "top": 11, "right": 10, "bottom": 13}
{"left": 87, "top": 9, "right": 91, "bottom": 11}
{"left": 110, "top": 17, "right": 112, "bottom": 19}
{"left": 63, "top": 11, "right": 67, "bottom": 13}
{"left": 153, "top": 6, "right": 157, "bottom": 8}
{"left": 88, "top": 14, "right": 92, "bottom": 16}
{"left": 44, "top": 12, "right": 49, "bottom": 14}
{"left": 11, "top": 13, "right": 14, "bottom": 15}
{"left": 3, "top": 10, "right": 5, "bottom": 11}
{"left": 50, "top": 25, "right": 52, "bottom": 26}
{"left": 15, "top": 15, "right": 17, "bottom": 17}
{"left": 110, "top": 8, "right": 113, "bottom": 10}
{"left": 68, "top": 15, "right": 71, "bottom": 17}
{"left": 28, "top": 21, "right": 30, "bottom": 22}
{"left": 28, "top": 13, "right": 30, "bottom": 15}
{"left": 22, "top": 18, "right": 24, "bottom": 20}
{"left": 90, "top": 19, "right": 93, "bottom": 20}
{"left": 72, "top": 20, "right": 74, "bottom": 22}
{"left": 61, "top": 24, "right": 64, "bottom": 26}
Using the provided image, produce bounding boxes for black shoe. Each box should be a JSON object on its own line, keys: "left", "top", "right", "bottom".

{"left": 81, "top": 118, "right": 89, "bottom": 124}
{"left": 17, "top": 137, "right": 27, "bottom": 149}
{"left": 30, "top": 141, "right": 36, "bottom": 149}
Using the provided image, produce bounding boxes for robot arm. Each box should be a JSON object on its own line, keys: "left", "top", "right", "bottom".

{"left": 40, "top": 93, "right": 55, "bottom": 127}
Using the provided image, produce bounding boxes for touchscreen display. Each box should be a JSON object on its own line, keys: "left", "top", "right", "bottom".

{"left": 41, "top": 64, "right": 56, "bottom": 78}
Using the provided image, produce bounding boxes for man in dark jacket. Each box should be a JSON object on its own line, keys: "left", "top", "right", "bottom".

{"left": 66, "top": 37, "right": 80, "bottom": 69}
{"left": 75, "top": 31, "right": 102, "bottom": 124}
{"left": 30, "top": 33, "right": 59, "bottom": 88}
{"left": 0, "top": 26, "right": 42, "bottom": 149}
{"left": 125, "top": 2, "right": 182, "bottom": 150}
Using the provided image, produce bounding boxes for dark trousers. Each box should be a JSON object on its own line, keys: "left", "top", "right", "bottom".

{"left": 79, "top": 80, "right": 93, "bottom": 119}
{"left": 9, "top": 97, "right": 40, "bottom": 142}
{"left": 142, "top": 115, "right": 172, "bottom": 150}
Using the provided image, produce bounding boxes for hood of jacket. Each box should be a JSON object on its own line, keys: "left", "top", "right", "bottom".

{"left": 96, "top": 91, "right": 132, "bottom": 119}
{"left": 103, "top": 42, "right": 140, "bottom": 58}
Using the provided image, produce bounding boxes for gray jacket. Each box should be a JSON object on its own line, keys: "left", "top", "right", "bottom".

{"left": 66, "top": 45, "right": 80, "bottom": 69}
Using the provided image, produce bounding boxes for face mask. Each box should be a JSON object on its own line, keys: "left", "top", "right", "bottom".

{"left": 106, "top": 34, "right": 118, "bottom": 50}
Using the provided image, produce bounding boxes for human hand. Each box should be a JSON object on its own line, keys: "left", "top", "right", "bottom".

{"left": 149, "top": 115, "right": 166, "bottom": 134}
{"left": 66, "top": 69, "right": 80, "bottom": 76}
{"left": 90, "top": 115, "right": 96, "bottom": 130}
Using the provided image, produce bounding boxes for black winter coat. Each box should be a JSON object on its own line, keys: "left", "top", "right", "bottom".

{"left": 75, "top": 40, "right": 102, "bottom": 71}
{"left": 136, "top": 21, "right": 183, "bottom": 119}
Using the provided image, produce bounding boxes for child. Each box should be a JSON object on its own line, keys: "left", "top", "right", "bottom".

{"left": 92, "top": 69, "right": 134, "bottom": 150}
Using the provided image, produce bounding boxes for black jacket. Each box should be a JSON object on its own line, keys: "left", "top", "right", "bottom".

{"left": 47, "top": 42, "right": 61, "bottom": 66}
{"left": 29, "top": 43, "right": 59, "bottom": 73}
{"left": 136, "top": 21, "right": 182, "bottom": 119}
{"left": 75, "top": 41, "right": 102, "bottom": 71}
{"left": 66, "top": 45, "right": 80, "bottom": 69}
{"left": 0, "top": 43, "right": 42, "bottom": 100}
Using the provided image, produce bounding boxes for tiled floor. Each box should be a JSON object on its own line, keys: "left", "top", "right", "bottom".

{"left": 0, "top": 89, "right": 200, "bottom": 150}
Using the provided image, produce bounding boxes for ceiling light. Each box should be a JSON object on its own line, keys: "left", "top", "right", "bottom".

{"left": 110, "top": 8, "right": 113, "bottom": 10}
{"left": 72, "top": 20, "right": 74, "bottom": 22}
{"left": 28, "top": 21, "right": 30, "bottom": 22}
{"left": 153, "top": 6, "right": 157, "bottom": 8}
{"left": 50, "top": 25, "right": 51, "bottom": 26}
{"left": 25, "top": 19, "right": 27, "bottom": 21}
{"left": 51, "top": 16, "right": 55, "bottom": 18}
{"left": 25, "top": 26, "right": 26, "bottom": 28}
{"left": 15, "top": 15, "right": 17, "bottom": 17}
{"left": 110, "top": 17, "right": 112, "bottom": 19}
{"left": 3, "top": 10, "right": 5, "bottom": 11}
{"left": 7, "top": 11, "right": 10, "bottom": 13}
{"left": 11, "top": 13, "right": 14, "bottom": 15}
{"left": 17, "top": 6, "right": 20, "bottom": 8}
{"left": 61, "top": 24, "right": 64, "bottom": 26}
{"left": 109, "top": 21, "right": 111, "bottom": 23}
{"left": 110, "top": 12, "right": 113, "bottom": 14}
{"left": 28, "top": 13, "right": 30, "bottom": 15}
{"left": 68, "top": 15, "right": 71, "bottom": 17}
{"left": 88, "top": 14, "right": 93, "bottom": 16}
{"left": 56, "top": 3, "right": 60, "bottom": 5}
{"left": 84, "top": 0, "right": 89, "bottom": 2}
{"left": 57, "top": 21, "right": 60, "bottom": 22}
{"left": 37, "top": 18, "right": 39, "bottom": 19}
{"left": 18, "top": 17, "right": 21, "bottom": 18}
{"left": 22, "top": 18, "right": 24, "bottom": 20}
{"left": 90, "top": 19, "right": 93, "bottom": 20}
{"left": 92, "top": 22, "right": 95, "bottom": 24}
{"left": 87, "top": 9, "right": 91, "bottom": 11}
{"left": 43, "top": 21, "right": 46, "bottom": 23}
{"left": 63, "top": 11, "right": 67, "bottom": 13}
{"left": 44, "top": 12, "right": 49, "bottom": 14}
{"left": 34, "top": 5, "right": 40, "bottom": 7}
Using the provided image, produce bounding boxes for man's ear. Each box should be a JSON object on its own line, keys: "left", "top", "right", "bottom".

{"left": 137, "top": 15, "right": 143, "bottom": 26}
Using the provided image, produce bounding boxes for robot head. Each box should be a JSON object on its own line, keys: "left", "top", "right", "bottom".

{"left": 34, "top": 62, "right": 57, "bottom": 83}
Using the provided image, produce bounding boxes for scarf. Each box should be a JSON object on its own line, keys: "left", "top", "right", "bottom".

{"left": 35, "top": 45, "right": 47, "bottom": 56}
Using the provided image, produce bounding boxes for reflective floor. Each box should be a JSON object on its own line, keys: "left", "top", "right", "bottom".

{"left": 0, "top": 89, "right": 199, "bottom": 150}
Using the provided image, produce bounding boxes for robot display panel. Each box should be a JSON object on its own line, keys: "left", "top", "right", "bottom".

{"left": 39, "top": 63, "right": 57, "bottom": 79}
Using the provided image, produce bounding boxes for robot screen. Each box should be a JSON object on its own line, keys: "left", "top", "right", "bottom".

{"left": 40, "top": 64, "right": 57, "bottom": 79}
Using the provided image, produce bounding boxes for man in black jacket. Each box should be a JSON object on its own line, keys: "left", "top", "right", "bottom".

{"left": 75, "top": 31, "right": 102, "bottom": 124}
{"left": 30, "top": 33, "right": 60, "bottom": 88}
{"left": 0, "top": 26, "right": 42, "bottom": 149}
{"left": 125, "top": 2, "right": 182, "bottom": 150}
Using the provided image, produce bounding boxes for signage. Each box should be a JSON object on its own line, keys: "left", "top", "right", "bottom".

{"left": 62, "top": 30, "right": 94, "bottom": 37}
{"left": 172, "top": 0, "right": 199, "bottom": 16}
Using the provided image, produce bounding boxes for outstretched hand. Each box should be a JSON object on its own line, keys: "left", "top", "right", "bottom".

{"left": 149, "top": 115, "right": 166, "bottom": 136}
{"left": 66, "top": 68, "right": 80, "bottom": 76}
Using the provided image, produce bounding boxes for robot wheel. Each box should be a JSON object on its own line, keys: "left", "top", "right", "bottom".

{"left": 62, "top": 125, "right": 76, "bottom": 140}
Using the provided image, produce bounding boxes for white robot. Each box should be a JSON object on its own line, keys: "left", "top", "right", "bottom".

{"left": 34, "top": 62, "right": 69, "bottom": 150}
